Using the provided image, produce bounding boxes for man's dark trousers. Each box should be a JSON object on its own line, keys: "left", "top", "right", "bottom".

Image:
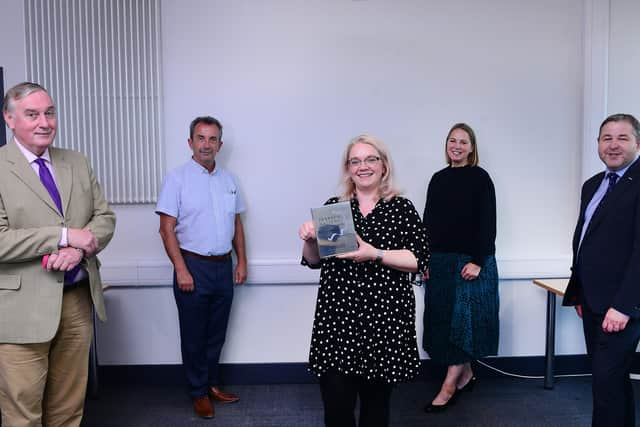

{"left": 581, "top": 302, "right": 640, "bottom": 427}
{"left": 174, "top": 256, "right": 233, "bottom": 398}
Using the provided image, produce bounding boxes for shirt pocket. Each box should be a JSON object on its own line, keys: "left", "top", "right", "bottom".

{"left": 223, "top": 192, "right": 237, "bottom": 216}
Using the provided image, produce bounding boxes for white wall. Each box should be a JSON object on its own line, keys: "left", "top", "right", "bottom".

{"left": 159, "top": 0, "right": 582, "bottom": 271}
{"left": 100, "top": 0, "right": 589, "bottom": 364}
{"left": 2, "top": 0, "right": 599, "bottom": 365}
{"left": 0, "top": 2, "right": 26, "bottom": 98}
{"left": 98, "top": 0, "right": 585, "bottom": 288}
{"left": 608, "top": 0, "right": 640, "bottom": 115}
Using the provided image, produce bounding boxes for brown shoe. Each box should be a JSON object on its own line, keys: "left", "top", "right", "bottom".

{"left": 193, "top": 395, "right": 214, "bottom": 418}
{"left": 209, "top": 386, "right": 240, "bottom": 404}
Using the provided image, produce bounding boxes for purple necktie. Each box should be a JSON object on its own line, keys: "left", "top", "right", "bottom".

{"left": 34, "top": 158, "right": 63, "bottom": 214}
{"left": 34, "top": 158, "right": 79, "bottom": 285}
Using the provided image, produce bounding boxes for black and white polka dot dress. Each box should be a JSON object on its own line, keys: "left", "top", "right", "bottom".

{"left": 303, "top": 196, "right": 430, "bottom": 383}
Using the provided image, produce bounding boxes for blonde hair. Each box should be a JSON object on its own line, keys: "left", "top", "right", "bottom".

{"left": 339, "top": 134, "right": 401, "bottom": 202}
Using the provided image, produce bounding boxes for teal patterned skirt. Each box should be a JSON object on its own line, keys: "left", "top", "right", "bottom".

{"left": 422, "top": 252, "right": 499, "bottom": 365}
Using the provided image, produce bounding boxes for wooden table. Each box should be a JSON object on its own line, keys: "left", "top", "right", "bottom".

{"left": 532, "top": 278, "right": 569, "bottom": 390}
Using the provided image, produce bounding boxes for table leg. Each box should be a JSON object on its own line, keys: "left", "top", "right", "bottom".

{"left": 544, "top": 290, "right": 556, "bottom": 389}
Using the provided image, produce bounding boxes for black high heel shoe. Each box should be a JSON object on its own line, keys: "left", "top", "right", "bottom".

{"left": 423, "top": 390, "right": 458, "bottom": 413}
{"left": 457, "top": 376, "right": 477, "bottom": 393}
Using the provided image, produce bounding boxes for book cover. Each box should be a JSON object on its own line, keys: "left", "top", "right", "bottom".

{"left": 311, "top": 201, "right": 358, "bottom": 258}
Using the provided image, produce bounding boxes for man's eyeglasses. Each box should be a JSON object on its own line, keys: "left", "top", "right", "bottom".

{"left": 347, "top": 156, "right": 381, "bottom": 168}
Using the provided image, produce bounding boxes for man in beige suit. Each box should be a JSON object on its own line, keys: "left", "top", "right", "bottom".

{"left": 0, "top": 82, "right": 115, "bottom": 427}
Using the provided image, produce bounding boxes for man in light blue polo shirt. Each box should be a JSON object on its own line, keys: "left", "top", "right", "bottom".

{"left": 156, "top": 116, "right": 247, "bottom": 419}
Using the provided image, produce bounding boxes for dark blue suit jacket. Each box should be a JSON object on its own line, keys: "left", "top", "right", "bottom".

{"left": 563, "top": 159, "right": 640, "bottom": 318}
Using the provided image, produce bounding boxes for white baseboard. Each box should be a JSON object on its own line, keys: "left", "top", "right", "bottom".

{"left": 98, "top": 256, "right": 572, "bottom": 287}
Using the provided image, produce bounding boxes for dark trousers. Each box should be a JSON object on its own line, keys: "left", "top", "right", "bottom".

{"left": 173, "top": 256, "right": 233, "bottom": 398}
{"left": 582, "top": 304, "right": 640, "bottom": 427}
{"left": 319, "top": 371, "right": 393, "bottom": 427}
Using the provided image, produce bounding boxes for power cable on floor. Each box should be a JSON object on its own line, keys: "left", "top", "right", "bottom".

{"left": 475, "top": 360, "right": 640, "bottom": 380}
{"left": 474, "top": 359, "right": 592, "bottom": 380}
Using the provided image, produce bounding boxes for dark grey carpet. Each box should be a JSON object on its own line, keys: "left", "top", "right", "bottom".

{"left": 80, "top": 376, "right": 608, "bottom": 426}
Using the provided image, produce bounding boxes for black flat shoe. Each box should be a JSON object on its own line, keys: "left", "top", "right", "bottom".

{"left": 424, "top": 390, "right": 458, "bottom": 413}
{"left": 457, "top": 376, "right": 477, "bottom": 393}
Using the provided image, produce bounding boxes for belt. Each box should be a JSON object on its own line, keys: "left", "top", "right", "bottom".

{"left": 180, "top": 249, "right": 231, "bottom": 262}
{"left": 63, "top": 277, "right": 90, "bottom": 293}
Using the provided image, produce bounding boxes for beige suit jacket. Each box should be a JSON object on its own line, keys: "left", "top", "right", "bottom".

{"left": 0, "top": 138, "right": 116, "bottom": 344}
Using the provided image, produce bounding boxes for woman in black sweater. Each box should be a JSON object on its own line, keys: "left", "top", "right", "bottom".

{"left": 422, "top": 123, "right": 499, "bottom": 413}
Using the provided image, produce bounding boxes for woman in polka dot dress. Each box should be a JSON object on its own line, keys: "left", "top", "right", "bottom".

{"left": 299, "top": 134, "right": 430, "bottom": 427}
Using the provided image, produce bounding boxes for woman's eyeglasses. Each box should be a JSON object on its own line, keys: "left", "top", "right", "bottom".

{"left": 347, "top": 156, "right": 380, "bottom": 168}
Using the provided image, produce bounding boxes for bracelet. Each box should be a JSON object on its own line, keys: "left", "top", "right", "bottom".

{"left": 376, "top": 249, "right": 384, "bottom": 262}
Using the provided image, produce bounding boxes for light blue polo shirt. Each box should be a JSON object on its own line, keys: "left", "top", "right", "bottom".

{"left": 156, "top": 158, "right": 246, "bottom": 256}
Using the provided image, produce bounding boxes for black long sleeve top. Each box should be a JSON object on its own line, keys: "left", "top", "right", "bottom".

{"left": 422, "top": 165, "right": 496, "bottom": 266}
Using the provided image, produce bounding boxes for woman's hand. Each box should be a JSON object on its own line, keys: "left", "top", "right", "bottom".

{"left": 336, "top": 235, "right": 375, "bottom": 263}
{"left": 337, "top": 236, "right": 419, "bottom": 272}
{"left": 460, "top": 262, "right": 481, "bottom": 280}
{"left": 300, "top": 220, "right": 321, "bottom": 265}
{"left": 299, "top": 220, "right": 317, "bottom": 241}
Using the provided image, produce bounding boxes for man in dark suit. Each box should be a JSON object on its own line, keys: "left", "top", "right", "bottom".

{"left": 563, "top": 113, "right": 640, "bottom": 427}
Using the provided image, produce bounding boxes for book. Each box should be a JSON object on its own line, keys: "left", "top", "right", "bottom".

{"left": 311, "top": 201, "right": 358, "bottom": 258}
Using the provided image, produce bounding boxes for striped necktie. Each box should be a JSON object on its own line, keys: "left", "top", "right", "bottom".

{"left": 605, "top": 172, "right": 619, "bottom": 195}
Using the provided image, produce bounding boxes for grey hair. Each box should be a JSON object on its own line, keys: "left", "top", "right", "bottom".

{"left": 189, "top": 116, "right": 223, "bottom": 140}
{"left": 2, "top": 82, "right": 49, "bottom": 114}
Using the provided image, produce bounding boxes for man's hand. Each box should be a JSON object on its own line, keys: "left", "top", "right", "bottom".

{"left": 45, "top": 247, "right": 83, "bottom": 272}
{"left": 575, "top": 304, "right": 583, "bottom": 318}
{"left": 234, "top": 261, "right": 247, "bottom": 285}
{"left": 68, "top": 228, "right": 98, "bottom": 256}
{"left": 176, "top": 268, "right": 194, "bottom": 292}
{"left": 602, "top": 307, "right": 630, "bottom": 333}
